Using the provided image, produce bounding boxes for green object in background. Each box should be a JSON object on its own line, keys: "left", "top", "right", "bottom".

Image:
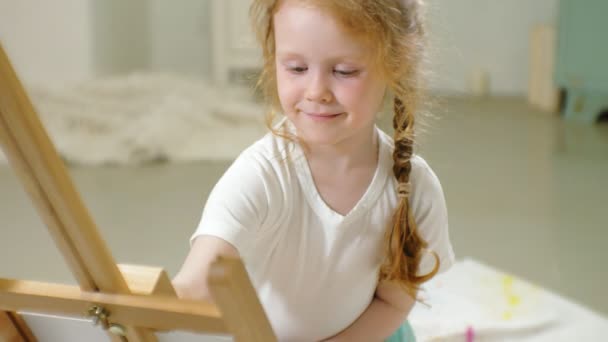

{"left": 385, "top": 321, "right": 416, "bottom": 342}
{"left": 555, "top": 0, "right": 608, "bottom": 123}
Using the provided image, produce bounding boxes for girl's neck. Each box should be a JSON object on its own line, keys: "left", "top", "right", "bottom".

{"left": 300, "top": 124, "right": 379, "bottom": 172}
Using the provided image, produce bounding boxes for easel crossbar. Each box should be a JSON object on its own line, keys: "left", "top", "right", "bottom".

{"left": 0, "top": 278, "right": 228, "bottom": 334}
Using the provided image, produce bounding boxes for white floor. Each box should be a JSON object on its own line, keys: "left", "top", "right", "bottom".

{"left": 1, "top": 97, "right": 607, "bottom": 340}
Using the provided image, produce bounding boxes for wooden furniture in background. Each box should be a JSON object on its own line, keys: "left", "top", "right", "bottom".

{"left": 529, "top": 24, "right": 559, "bottom": 114}
{"left": 211, "top": 0, "right": 262, "bottom": 97}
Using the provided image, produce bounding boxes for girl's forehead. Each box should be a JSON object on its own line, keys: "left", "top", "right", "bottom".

{"left": 273, "top": 2, "right": 372, "bottom": 61}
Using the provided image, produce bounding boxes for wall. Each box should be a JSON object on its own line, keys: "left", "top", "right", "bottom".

{"left": 427, "top": 0, "right": 559, "bottom": 96}
{"left": 0, "top": 0, "right": 559, "bottom": 95}
{"left": 147, "top": 0, "right": 211, "bottom": 78}
{"left": 90, "top": 0, "right": 151, "bottom": 75}
{"left": 0, "top": 0, "right": 93, "bottom": 85}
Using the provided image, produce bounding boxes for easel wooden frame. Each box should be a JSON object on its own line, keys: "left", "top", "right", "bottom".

{"left": 0, "top": 42, "right": 277, "bottom": 342}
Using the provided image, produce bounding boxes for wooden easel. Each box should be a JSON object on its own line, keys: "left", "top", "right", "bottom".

{"left": 0, "top": 42, "right": 277, "bottom": 342}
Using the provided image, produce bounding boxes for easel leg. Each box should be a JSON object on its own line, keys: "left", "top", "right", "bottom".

{"left": 0, "top": 311, "right": 37, "bottom": 342}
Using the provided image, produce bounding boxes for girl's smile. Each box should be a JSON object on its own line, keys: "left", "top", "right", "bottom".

{"left": 301, "top": 111, "right": 345, "bottom": 122}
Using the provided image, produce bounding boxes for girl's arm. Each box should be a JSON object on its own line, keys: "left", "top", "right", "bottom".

{"left": 322, "top": 280, "right": 416, "bottom": 342}
{"left": 172, "top": 235, "right": 240, "bottom": 302}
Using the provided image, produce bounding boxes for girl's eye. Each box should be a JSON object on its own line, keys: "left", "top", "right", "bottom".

{"left": 288, "top": 66, "right": 307, "bottom": 74}
{"left": 335, "top": 69, "right": 359, "bottom": 77}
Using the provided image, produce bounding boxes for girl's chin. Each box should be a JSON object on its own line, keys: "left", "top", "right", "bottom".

{"left": 294, "top": 131, "right": 342, "bottom": 146}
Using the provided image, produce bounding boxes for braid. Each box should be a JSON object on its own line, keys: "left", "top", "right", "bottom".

{"left": 380, "top": 96, "right": 439, "bottom": 298}
{"left": 392, "top": 97, "right": 414, "bottom": 187}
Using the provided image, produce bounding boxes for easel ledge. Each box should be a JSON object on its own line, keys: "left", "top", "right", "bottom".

{"left": 0, "top": 262, "right": 241, "bottom": 334}
{"left": 0, "top": 41, "right": 276, "bottom": 342}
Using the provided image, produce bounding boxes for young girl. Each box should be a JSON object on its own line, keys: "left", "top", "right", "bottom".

{"left": 172, "top": 0, "right": 455, "bottom": 341}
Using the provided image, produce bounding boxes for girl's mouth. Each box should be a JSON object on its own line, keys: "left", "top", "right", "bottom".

{"left": 304, "top": 112, "right": 344, "bottom": 121}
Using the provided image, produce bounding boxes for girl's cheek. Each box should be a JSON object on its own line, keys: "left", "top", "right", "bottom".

{"left": 278, "top": 81, "right": 296, "bottom": 100}
{"left": 336, "top": 80, "right": 367, "bottom": 102}
{"left": 280, "top": 79, "right": 305, "bottom": 102}
{"left": 277, "top": 82, "right": 299, "bottom": 112}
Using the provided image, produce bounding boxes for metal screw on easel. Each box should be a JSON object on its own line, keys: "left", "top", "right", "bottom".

{"left": 109, "top": 323, "right": 127, "bottom": 336}
{"left": 86, "top": 305, "right": 128, "bottom": 339}
{"left": 87, "top": 305, "right": 110, "bottom": 329}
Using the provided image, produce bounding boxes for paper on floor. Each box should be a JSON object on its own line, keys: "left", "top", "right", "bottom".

{"left": 409, "top": 258, "right": 608, "bottom": 341}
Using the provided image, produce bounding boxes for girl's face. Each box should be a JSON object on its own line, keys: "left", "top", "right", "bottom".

{"left": 274, "top": 1, "right": 387, "bottom": 148}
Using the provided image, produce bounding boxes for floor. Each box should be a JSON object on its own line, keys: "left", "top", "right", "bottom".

{"left": 1, "top": 96, "right": 607, "bottom": 322}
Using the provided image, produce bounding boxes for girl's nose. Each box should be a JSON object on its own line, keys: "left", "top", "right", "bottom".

{"left": 305, "top": 72, "right": 333, "bottom": 103}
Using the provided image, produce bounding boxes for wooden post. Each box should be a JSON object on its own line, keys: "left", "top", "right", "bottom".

{"left": 209, "top": 257, "right": 277, "bottom": 342}
{"left": 0, "top": 311, "right": 36, "bottom": 342}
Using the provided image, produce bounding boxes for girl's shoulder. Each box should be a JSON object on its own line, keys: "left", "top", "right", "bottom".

{"left": 238, "top": 130, "right": 298, "bottom": 168}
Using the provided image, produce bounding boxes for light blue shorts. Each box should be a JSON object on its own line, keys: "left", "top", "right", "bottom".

{"left": 385, "top": 321, "right": 416, "bottom": 342}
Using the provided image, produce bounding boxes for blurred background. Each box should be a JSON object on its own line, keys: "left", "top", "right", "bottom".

{"left": 0, "top": 0, "right": 607, "bottom": 340}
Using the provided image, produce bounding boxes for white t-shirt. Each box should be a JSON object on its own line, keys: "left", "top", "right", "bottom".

{"left": 190, "top": 125, "right": 455, "bottom": 341}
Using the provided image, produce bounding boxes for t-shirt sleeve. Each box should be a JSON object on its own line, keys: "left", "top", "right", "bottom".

{"left": 410, "top": 157, "right": 456, "bottom": 276}
{"left": 189, "top": 150, "right": 269, "bottom": 256}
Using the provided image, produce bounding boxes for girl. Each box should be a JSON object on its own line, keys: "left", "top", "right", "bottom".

{"left": 173, "top": 0, "right": 455, "bottom": 341}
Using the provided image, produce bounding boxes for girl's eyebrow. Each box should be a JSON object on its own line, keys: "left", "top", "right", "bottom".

{"left": 276, "top": 50, "right": 368, "bottom": 64}
{"left": 275, "top": 51, "right": 304, "bottom": 60}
